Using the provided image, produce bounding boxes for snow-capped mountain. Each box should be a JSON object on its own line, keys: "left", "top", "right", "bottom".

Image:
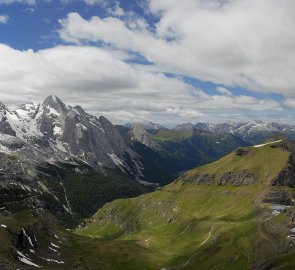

{"left": 0, "top": 95, "right": 143, "bottom": 180}
{"left": 175, "top": 121, "right": 295, "bottom": 143}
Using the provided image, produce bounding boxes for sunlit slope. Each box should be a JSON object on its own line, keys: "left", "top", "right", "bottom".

{"left": 183, "top": 140, "right": 290, "bottom": 185}
{"left": 74, "top": 141, "right": 295, "bottom": 270}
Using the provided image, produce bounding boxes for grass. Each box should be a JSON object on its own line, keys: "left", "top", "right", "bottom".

{"left": 75, "top": 183, "right": 260, "bottom": 269}
{"left": 150, "top": 129, "right": 194, "bottom": 142}
{"left": 73, "top": 142, "right": 295, "bottom": 269}
{"left": 2, "top": 142, "right": 295, "bottom": 269}
{"left": 184, "top": 143, "right": 290, "bottom": 185}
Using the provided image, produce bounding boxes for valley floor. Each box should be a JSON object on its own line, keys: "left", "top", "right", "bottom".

{"left": 1, "top": 184, "right": 295, "bottom": 269}
{"left": 72, "top": 184, "right": 295, "bottom": 270}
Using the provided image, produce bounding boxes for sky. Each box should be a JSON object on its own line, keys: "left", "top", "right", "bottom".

{"left": 0, "top": 0, "right": 295, "bottom": 126}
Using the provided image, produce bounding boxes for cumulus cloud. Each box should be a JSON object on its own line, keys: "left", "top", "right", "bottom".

{"left": 0, "top": 43, "right": 282, "bottom": 125}
{"left": 0, "top": 14, "right": 9, "bottom": 24}
{"left": 58, "top": 0, "right": 295, "bottom": 96}
{"left": 0, "top": 0, "right": 51, "bottom": 4}
{"left": 0, "top": 0, "right": 36, "bottom": 4}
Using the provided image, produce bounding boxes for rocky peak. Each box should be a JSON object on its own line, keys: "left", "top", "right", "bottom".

{"left": 129, "top": 123, "right": 160, "bottom": 149}
{"left": 73, "top": 105, "right": 87, "bottom": 116}
{"left": 174, "top": 122, "right": 195, "bottom": 131}
{"left": 42, "top": 95, "right": 68, "bottom": 115}
{"left": 0, "top": 96, "right": 144, "bottom": 180}
{"left": 0, "top": 101, "right": 8, "bottom": 112}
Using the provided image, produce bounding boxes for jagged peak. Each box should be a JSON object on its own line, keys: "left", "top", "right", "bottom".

{"left": 42, "top": 95, "right": 67, "bottom": 113}
{"left": 0, "top": 100, "right": 8, "bottom": 111}
{"left": 99, "top": 115, "right": 111, "bottom": 124}
{"left": 73, "top": 105, "right": 87, "bottom": 116}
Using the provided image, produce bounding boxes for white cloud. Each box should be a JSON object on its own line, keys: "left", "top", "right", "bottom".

{"left": 0, "top": 0, "right": 36, "bottom": 4}
{"left": 0, "top": 14, "right": 9, "bottom": 24}
{"left": 0, "top": 0, "right": 50, "bottom": 4}
{"left": 0, "top": 43, "right": 283, "bottom": 125}
{"left": 58, "top": 1, "right": 295, "bottom": 97}
{"left": 216, "top": 87, "right": 232, "bottom": 96}
{"left": 166, "top": 108, "right": 203, "bottom": 118}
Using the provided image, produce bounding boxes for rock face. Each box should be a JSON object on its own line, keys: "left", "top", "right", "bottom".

{"left": 183, "top": 170, "right": 257, "bottom": 186}
{"left": 235, "top": 148, "right": 249, "bottom": 156}
{"left": 272, "top": 151, "right": 295, "bottom": 187}
{"left": 217, "top": 171, "right": 257, "bottom": 185}
{"left": 125, "top": 121, "right": 164, "bottom": 131}
{"left": 128, "top": 123, "right": 160, "bottom": 149}
{"left": 184, "top": 174, "right": 215, "bottom": 185}
{"left": 0, "top": 95, "right": 143, "bottom": 180}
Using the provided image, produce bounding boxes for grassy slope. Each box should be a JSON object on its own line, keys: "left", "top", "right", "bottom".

{"left": 77, "top": 184, "right": 257, "bottom": 269}
{"left": 73, "top": 142, "right": 295, "bottom": 269}
{"left": 184, "top": 143, "right": 290, "bottom": 184}
{"left": 0, "top": 209, "right": 156, "bottom": 270}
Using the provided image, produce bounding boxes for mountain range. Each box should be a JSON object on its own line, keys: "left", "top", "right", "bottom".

{"left": 0, "top": 96, "right": 250, "bottom": 223}
{"left": 2, "top": 139, "right": 295, "bottom": 269}
{"left": 174, "top": 121, "right": 295, "bottom": 144}
{"left": 2, "top": 96, "right": 295, "bottom": 269}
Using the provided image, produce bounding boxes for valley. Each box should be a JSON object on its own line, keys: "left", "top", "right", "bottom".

{"left": 0, "top": 140, "right": 287, "bottom": 269}
{"left": 1, "top": 1, "right": 295, "bottom": 268}
{"left": 1, "top": 97, "right": 295, "bottom": 269}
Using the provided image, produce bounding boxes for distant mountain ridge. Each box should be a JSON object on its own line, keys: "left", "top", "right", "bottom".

{"left": 127, "top": 120, "right": 295, "bottom": 144}
{"left": 174, "top": 121, "right": 295, "bottom": 143}
{"left": 124, "top": 121, "right": 165, "bottom": 130}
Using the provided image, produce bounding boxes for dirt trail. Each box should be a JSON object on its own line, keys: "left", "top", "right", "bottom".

{"left": 178, "top": 223, "right": 217, "bottom": 269}
{"left": 200, "top": 224, "right": 215, "bottom": 247}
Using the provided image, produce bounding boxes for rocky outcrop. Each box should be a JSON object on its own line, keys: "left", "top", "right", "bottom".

{"left": 183, "top": 170, "right": 257, "bottom": 186}
{"left": 217, "top": 171, "right": 257, "bottom": 185}
{"left": 235, "top": 148, "right": 249, "bottom": 156}
{"left": 184, "top": 174, "right": 215, "bottom": 185}
{"left": 271, "top": 142, "right": 295, "bottom": 186}
{"left": 272, "top": 156, "right": 295, "bottom": 187}
{"left": 262, "top": 189, "right": 294, "bottom": 205}
{"left": 128, "top": 123, "right": 160, "bottom": 150}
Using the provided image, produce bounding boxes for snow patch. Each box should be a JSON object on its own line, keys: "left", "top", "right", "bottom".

{"left": 272, "top": 210, "right": 280, "bottom": 216}
{"left": 22, "top": 228, "right": 34, "bottom": 247}
{"left": 253, "top": 140, "right": 282, "bottom": 148}
{"left": 49, "top": 246, "right": 59, "bottom": 253}
{"left": 41, "top": 257, "right": 64, "bottom": 264}
{"left": 46, "top": 106, "right": 60, "bottom": 117}
{"left": 17, "top": 250, "right": 40, "bottom": 268}
{"left": 51, "top": 242, "right": 60, "bottom": 248}
{"left": 53, "top": 125, "right": 62, "bottom": 136}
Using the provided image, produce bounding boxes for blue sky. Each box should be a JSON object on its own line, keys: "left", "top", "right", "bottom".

{"left": 0, "top": 0, "right": 294, "bottom": 126}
